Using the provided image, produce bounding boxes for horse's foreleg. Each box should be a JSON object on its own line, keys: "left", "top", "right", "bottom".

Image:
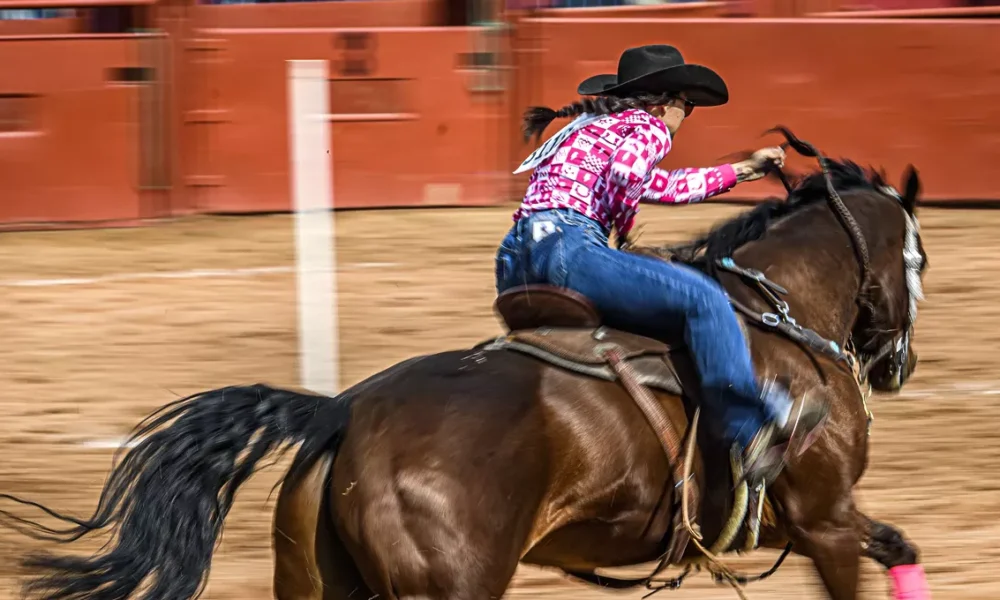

{"left": 860, "top": 514, "right": 930, "bottom": 599}
{"left": 791, "top": 517, "right": 862, "bottom": 600}
{"left": 862, "top": 516, "right": 920, "bottom": 567}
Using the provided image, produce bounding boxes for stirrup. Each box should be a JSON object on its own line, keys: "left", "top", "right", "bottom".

{"left": 737, "top": 396, "right": 829, "bottom": 488}
{"left": 735, "top": 425, "right": 787, "bottom": 489}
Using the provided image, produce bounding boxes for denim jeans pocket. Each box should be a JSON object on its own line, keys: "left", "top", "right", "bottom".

{"left": 521, "top": 218, "right": 569, "bottom": 287}
{"left": 514, "top": 209, "right": 608, "bottom": 289}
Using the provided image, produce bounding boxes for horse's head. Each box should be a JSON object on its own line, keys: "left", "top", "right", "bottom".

{"left": 850, "top": 166, "right": 928, "bottom": 392}
{"left": 757, "top": 127, "right": 929, "bottom": 393}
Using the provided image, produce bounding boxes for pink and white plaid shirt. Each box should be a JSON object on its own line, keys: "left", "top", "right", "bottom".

{"left": 512, "top": 108, "right": 738, "bottom": 239}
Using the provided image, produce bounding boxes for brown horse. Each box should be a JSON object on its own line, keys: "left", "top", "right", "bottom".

{"left": 1, "top": 130, "right": 929, "bottom": 600}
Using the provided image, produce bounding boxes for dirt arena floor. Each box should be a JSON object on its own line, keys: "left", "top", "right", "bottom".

{"left": 0, "top": 203, "right": 997, "bottom": 599}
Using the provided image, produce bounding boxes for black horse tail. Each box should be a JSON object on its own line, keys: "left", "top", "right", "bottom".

{"left": 0, "top": 383, "right": 351, "bottom": 600}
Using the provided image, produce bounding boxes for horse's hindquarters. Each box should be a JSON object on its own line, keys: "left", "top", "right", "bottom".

{"left": 329, "top": 350, "right": 552, "bottom": 599}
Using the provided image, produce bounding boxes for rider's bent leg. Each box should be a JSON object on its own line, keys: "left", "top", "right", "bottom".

{"left": 564, "top": 242, "right": 829, "bottom": 485}
{"left": 562, "top": 239, "right": 776, "bottom": 443}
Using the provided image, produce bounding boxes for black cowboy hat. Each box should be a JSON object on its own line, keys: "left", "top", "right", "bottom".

{"left": 577, "top": 44, "right": 728, "bottom": 107}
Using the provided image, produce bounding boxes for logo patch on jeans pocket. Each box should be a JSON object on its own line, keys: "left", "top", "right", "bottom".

{"left": 532, "top": 220, "right": 556, "bottom": 242}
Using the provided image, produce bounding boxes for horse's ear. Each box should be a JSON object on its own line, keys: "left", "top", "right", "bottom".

{"left": 900, "top": 165, "right": 921, "bottom": 214}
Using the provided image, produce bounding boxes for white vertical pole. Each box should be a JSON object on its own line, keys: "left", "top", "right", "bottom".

{"left": 288, "top": 59, "right": 339, "bottom": 395}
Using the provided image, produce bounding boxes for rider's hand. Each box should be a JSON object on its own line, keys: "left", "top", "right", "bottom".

{"left": 750, "top": 146, "right": 786, "bottom": 170}
{"left": 733, "top": 146, "right": 786, "bottom": 183}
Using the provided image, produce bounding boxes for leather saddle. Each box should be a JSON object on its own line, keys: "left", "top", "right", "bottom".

{"left": 489, "top": 284, "right": 683, "bottom": 395}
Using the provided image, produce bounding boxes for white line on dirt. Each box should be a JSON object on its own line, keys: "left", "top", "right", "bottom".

{"left": 79, "top": 438, "right": 143, "bottom": 450}
{"left": 0, "top": 262, "right": 398, "bottom": 288}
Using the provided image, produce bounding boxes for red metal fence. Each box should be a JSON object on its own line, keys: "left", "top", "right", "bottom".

{"left": 511, "top": 17, "right": 1000, "bottom": 201}
{"left": 0, "top": 3, "right": 997, "bottom": 227}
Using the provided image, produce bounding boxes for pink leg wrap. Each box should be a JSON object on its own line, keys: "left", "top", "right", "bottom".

{"left": 889, "top": 564, "right": 931, "bottom": 600}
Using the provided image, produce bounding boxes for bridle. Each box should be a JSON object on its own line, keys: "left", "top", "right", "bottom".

{"left": 848, "top": 186, "right": 925, "bottom": 389}
{"left": 724, "top": 130, "right": 925, "bottom": 416}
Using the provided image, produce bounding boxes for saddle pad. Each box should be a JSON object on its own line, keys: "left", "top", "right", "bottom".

{"left": 509, "top": 327, "right": 671, "bottom": 365}
{"left": 481, "top": 327, "right": 683, "bottom": 396}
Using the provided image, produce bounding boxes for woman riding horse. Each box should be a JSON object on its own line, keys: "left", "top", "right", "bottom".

{"left": 496, "top": 44, "right": 827, "bottom": 487}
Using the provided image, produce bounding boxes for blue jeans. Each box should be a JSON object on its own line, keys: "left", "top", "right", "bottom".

{"left": 496, "top": 208, "right": 788, "bottom": 448}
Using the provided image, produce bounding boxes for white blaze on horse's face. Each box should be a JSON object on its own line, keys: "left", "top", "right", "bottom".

{"left": 890, "top": 208, "right": 926, "bottom": 390}
{"left": 866, "top": 186, "right": 927, "bottom": 392}
{"left": 902, "top": 210, "right": 925, "bottom": 324}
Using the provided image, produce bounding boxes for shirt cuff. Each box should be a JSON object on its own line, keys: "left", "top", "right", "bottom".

{"left": 717, "top": 163, "right": 739, "bottom": 192}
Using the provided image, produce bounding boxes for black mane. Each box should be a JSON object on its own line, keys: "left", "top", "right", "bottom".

{"left": 666, "top": 158, "right": 891, "bottom": 271}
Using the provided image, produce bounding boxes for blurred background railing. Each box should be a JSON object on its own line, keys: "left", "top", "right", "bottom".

{"left": 0, "top": 0, "right": 996, "bottom": 229}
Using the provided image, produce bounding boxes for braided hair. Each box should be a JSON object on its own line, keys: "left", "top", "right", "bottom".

{"left": 521, "top": 92, "right": 674, "bottom": 143}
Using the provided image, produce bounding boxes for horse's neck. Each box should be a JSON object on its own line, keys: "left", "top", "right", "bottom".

{"left": 732, "top": 202, "right": 873, "bottom": 344}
